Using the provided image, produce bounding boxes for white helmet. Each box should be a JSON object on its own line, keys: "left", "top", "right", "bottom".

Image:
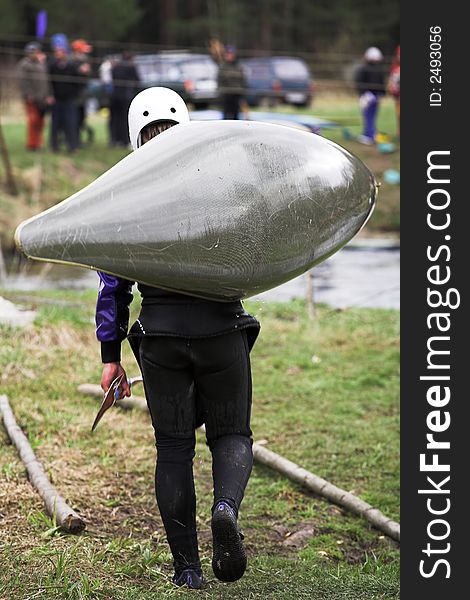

{"left": 364, "top": 47, "right": 383, "bottom": 62}
{"left": 128, "top": 87, "right": 190, "bottom": 151}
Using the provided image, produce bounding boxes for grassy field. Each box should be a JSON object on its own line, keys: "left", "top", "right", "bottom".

{"left": 1, "top": 96, "right": 399, "bottom": 598}
{"left": 0, "top": 96, "right": 399, "bottom": 250}
{"left": 0, "top": 292, "right": 399, "bottom": 599}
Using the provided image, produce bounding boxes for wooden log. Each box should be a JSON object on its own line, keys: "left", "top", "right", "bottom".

{"left": 78, "top": 382, "right": 400, "bottom": 541}
{"left": 0, "top": 394, "right": 86, "bottom": 534}
{"left": 306, "top": 269, "right": 316, "bottom": 319}
{"left": 252, "top": 443, "right": 400, "bottom": 542}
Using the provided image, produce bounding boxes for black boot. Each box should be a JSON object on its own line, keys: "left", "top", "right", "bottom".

{"left": 211, "top": 501, "right": 247, "bottom": 582}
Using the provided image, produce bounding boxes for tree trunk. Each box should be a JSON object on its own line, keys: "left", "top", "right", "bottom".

{"left": 0, "top": 120, "right": 18, "bottom": 196}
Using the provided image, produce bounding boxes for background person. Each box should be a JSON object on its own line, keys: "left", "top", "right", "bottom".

{"left": 98, "top": 55, "right": 118, "bottom": 145}
{"left": 16, "top": 42, "right": 53, "bottom": 151}
{"left": 110, "top": 51, "right": 140, "bottom": 147}
{"left": 48, "top": 44, "right": 82, "bottom": 152}
{"left": 95, "top": 87, "right": 260, "bottom": 589}
{"left": 217, "top": 45, "right": 248, "bottom": 120}
{"left": 354, "top": 46, "right": 385, "bottom": 144}
{"left": 387, "top": 45, "right": 400, "bottom": 140}
{"left": 71, "top": 39, "right": 94, "bottom": 146}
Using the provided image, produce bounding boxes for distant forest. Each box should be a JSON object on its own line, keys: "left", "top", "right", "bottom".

{"left": 1, "top": 0, "right": 399, "bottom": 57}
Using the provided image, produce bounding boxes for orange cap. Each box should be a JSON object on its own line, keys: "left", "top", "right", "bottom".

{"left": 71, "top": 39, "right": 92, "bottom": 53}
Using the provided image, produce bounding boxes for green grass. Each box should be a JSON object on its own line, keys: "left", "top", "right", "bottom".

{"left": 0, "top": 292, "right": 399, "bottom": 598}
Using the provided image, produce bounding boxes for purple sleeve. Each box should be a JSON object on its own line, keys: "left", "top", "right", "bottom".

{"left": 95, "top": 272, "right": 134, "bottom": 363}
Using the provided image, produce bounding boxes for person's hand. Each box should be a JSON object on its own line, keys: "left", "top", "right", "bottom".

{"left": 79, "top": 63, "right": 91, "bottom": 74}
{"left": 359, "top": 91, "right": 375, "bottom": 110}
{"left": 101, "top": 362, "right": 131, "bottom": 399}
{"left": 46, "top": 96, "right": 55, "bottom": 105}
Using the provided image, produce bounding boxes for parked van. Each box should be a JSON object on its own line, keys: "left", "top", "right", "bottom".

{"left": 88, "top": 52, "right": 219, "bottom": 110}
{"left": 240, "top": 56, "right": 314, "bottom": 107}
{"left": 134, "top": 53, "right": 218, "bottom": 109}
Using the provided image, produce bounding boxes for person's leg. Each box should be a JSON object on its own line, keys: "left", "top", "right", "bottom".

{"left": 154, "top": 433, "right": 200, "bottom": 572}
{"left": 231, "top": 95, "right": 241, "bottom": 120}
{"left": 193, "top": 330, "right": 254, "bottom": 581}
{"left": 222, "top": 95, "right": 238, "bottom": 120}
{"left": 195, "top": 330, "right": 253, "bottom": 511}
{"left": 25, "top": 101, "right": 41, "bottom": 150}
{"left": 76, "top": 104, "right": 84, "bottom": 147}
{"left": 109, "top": 99, "right": 116, "bottom": 145}
{"left": 25, "top": 101, "right": 33, "bottom": 149}
{"left": 122, "top": 100, "right": 132, "bottom": 145}
{"left": 211, "top": 434, "right": 253, "bottom": 512}
{"left": 364, "top": 95, "right": 379, "bottom": 141}
{"left": 57, "top": 101, "right": 68, "bottom": 151}
{"left": 50, "top": 102, "right": 60, "bottom": 151}
{"left": 33, "top": 109, "right": 45, "bottom": 149}
{"left": 115, "top": 101, "right": 129, "bottom": 145}
{"left": 109, "top": 98, "right": 120, "bottom": 146}
{"left": 139, "top": 336, "right": 202, "bottom": 582}
{"left": 63, "top": 102, "right": 79, "bottom": 152}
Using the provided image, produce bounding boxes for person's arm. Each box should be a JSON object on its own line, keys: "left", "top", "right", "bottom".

{"left": 95, "top": 272, "right": 134, "bottom": 397}
{"left": 238, "top": 64, "right": 247, "bottom": 93}
{"left": 217, "top": 64, "right": 227, "bottom": 96}
{"left": 377, "top": 66, "right": 387, "bottom": 97}
{"left": 130, "top": 64, "right": 141, "bottom": 95}
{"left": 16, "top": 61, "right": 29, "bottom": 99}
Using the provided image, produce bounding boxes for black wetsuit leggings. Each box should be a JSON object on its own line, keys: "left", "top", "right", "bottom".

{"left": 139, "top": 330, "right": 253, "bottom": 573}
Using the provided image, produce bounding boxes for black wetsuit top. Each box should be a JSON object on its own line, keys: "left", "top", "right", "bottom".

{"left": 96, "top": 272, "right": 260, "bottom": 363}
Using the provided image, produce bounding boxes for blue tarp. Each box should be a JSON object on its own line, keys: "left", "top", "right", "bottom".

{"left": 189, "top": 109, "right": 338, "bottom": 133}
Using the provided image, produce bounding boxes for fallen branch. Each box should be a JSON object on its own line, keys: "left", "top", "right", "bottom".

{"left": 0, "top": 394, "right": 86, "bottom": 534}
{"left": 252, "top": 443, "right": 400, "bottom": 542}
{"left": 78, "top": 381, "right": 400, "bottom": 541}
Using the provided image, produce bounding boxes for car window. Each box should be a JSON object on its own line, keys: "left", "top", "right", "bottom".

{"left": 272, "top": 59, "right": 310, "bottom": 80}
{"left": 134, "top": 56, "right": 161, "bottom": 83}
{"left": 243, "top": 63, "right": 272, "bottom": 79}
{"left": 159, "top": 63, "right": 183, "bottom": 81}
{"left": 135, "top": 63, "right": 162, "bottom": 82}
{"left": 179, "top": 60, "right": 217, "bottom": 79}
{"left": 135, "top": 55, "right": 216, "bottom": 83}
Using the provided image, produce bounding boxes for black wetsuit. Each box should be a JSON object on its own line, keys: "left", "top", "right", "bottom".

{"left": 96, "top": 275, "right": 260, "bottom": 574}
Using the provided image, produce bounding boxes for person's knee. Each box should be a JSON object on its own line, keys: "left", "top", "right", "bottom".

{"left": 156, "top": 432, "right": 196, "bottom": 464}
{"left": 207, "top": 432, "right": 253, "bottom": 454}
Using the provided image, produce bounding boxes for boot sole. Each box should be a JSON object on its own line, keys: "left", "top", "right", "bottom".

{"left": 211, "top": 507, "right": 247, "bottom": 582}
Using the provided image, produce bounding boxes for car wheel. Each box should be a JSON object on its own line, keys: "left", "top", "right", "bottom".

{"left": 294, "top": 97, "right": 312, "bottom": 108}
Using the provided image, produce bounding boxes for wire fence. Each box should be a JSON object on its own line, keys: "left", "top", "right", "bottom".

{"left": 0, "top": 33, "right": 396, "bottom": 104}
